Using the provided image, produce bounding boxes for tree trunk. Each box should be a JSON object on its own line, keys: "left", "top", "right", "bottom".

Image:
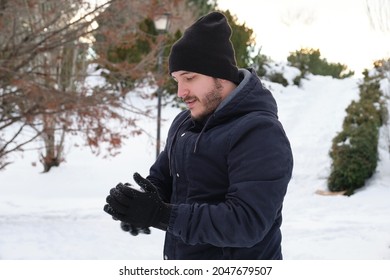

{"left": 40, "top": 116, "right": 65, "bottom": 172}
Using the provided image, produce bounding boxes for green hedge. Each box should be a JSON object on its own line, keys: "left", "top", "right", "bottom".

{"left": 327, "top": 73, "right": 386, "bottom": 195}
{"left": 287, "top": 48, "right": 354, "bottom": 79}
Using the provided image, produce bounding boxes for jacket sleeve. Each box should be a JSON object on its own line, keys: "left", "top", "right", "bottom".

{"left": 147, "top": 148, "right": 172, "bottom": 203}
{"left": 168, "top": 115, "right": 293, "bottom": 247}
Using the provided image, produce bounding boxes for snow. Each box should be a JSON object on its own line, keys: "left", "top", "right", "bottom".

{"left": 1, "top": 67, "right": 390, "bottom": 260}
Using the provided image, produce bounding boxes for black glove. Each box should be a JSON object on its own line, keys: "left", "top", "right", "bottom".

{"left": 103, "top": 172, "right": 171, "bottom": 231}
{"left": 120, "top": 222, "right": 151, "bottom": 236}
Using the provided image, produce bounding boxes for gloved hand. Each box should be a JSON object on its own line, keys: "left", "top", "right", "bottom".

{"left": 103, "top": 172, "right": 171, "bottom": 231}
{"left": 120, "top": 222, "right": 151, "bottom": 236}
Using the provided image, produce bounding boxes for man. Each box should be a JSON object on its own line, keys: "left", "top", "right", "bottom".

{"left": 104, "top": 11, "right": 293, "bottom": 260}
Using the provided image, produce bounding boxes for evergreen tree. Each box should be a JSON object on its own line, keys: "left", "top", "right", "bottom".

{"left": 223, "top": 10, "right": 256, "bottom": 68}
{"left": 287, "top": 48, "right": 354, "bottom": 79}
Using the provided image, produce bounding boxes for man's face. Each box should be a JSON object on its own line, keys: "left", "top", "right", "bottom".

{"left": 171, "top": 71, "right": 225, "bottom": 121}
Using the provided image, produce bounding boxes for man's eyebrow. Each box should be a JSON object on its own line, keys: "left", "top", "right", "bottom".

{"left": 172, "top": 72, "right": 193, "bottom": 81}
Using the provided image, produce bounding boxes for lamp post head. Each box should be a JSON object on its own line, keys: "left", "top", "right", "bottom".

{"left": 154, "top": 13, "right": 171, "bottom": 33}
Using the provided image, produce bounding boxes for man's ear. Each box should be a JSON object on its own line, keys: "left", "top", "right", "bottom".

{"left": 219, "top": 78, "right": 237, "bottom": 93}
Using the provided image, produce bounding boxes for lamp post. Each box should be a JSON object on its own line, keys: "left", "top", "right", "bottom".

{"left": 153, "top": 13, "right": 170, "bottom": 159}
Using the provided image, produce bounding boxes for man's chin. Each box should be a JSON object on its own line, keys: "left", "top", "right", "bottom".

{"left": 190, "top": 111, "right": 210, "bottom": 123}
{"left": 190, "top": 114, "right": 202, "bottom": 122}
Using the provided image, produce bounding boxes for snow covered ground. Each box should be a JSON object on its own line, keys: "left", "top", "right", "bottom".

{"left": 0, "top": 68, "right": 389, "bottom": 260}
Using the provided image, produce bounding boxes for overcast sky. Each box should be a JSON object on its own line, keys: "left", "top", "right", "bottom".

{"left": 217, "top": 0, "right": 390, "bottom": 75}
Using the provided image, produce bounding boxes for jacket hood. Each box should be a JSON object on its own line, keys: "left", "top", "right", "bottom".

{"left": 207, "top": 68, "right": 278, "bottom": 128}
{"left": 169, "top": 68, "right": 280, "bottom": 154}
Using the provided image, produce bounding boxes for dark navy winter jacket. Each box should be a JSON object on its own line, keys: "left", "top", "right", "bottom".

{"left": 147, "top": 68, "right": 293, "bottom": 260}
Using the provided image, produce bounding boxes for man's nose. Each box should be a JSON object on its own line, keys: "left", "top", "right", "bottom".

{"left": 177, "top": 83, "right": 189, "bottom": 98}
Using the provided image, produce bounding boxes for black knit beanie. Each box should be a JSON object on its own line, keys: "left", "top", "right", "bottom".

{"left": 169, "top": 12, "right": 239, "bottom": 84}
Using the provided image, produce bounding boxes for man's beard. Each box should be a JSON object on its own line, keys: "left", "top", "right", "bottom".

{"left": 190, "top": 79, "right": 223, "bottom": 122}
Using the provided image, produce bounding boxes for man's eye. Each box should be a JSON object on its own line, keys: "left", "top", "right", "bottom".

{"left": 186, "top": 76, "right": 194, "bottom": 81}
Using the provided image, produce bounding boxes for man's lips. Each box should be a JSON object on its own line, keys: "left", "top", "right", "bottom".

{"left": 184, "top": 98, "right": 197, "bottom": 108}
